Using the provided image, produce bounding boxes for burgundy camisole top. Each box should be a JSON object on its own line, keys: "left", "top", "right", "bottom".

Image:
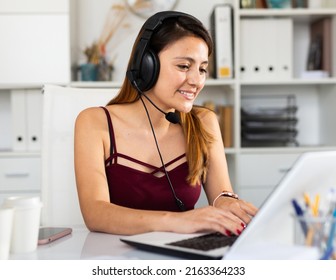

{"left": 101, "top": 107, "right": 201, "bottom": 211}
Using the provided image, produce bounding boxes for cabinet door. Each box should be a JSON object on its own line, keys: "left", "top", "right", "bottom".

{"left": 0, "top": 157, "right": 41, "bottom": 191}
{"left": 0, "top": 14, "right": 70, "bottom": 84}
{"left": 236, "top": 153, "right": 300, "bottom": 206}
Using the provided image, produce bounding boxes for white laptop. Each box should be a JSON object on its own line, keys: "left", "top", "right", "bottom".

{"left": 121, "top": 151, "right": 336, "bottom": 259}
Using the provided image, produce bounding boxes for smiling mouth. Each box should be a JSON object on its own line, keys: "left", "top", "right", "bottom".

{"left": 178, "top": 90, "right": 195, "bottom": 99}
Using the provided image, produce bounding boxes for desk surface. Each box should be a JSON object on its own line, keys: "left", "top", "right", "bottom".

{"left": 9, "top": 226, "right": 320, "bottom": 260}
{"left": 9, "top": 226, "right": 180, "bottom": 260}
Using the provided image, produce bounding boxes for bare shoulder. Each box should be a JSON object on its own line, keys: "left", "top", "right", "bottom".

{"left": 75, "top": 106, "right": 107, "bottom": 130}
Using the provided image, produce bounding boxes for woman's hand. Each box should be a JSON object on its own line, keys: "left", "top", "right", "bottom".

{"left": 166, "top": 200, "right": 258, "bottom": 236}
{"left": 214, "top": 197, "right": 258, "bottom": 235}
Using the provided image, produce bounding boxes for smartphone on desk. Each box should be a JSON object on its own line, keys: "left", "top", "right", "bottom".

{"left": 38, "top": 227, "right": 72, "bottom": 245}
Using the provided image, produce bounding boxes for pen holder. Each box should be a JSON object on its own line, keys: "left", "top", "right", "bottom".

{"left": 293, "top": 215, "right": 336, "bottom": 260}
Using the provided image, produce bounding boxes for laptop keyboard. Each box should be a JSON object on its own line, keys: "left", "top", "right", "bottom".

{"left": 166, "top": 233, "right": 238, "bottom": 251}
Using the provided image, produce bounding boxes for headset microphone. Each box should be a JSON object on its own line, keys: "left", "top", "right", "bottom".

{"left": 165, "top": 112, "right": 180, "bottom": 125}
{"left": 140, "top": 93, "right": 180, "bottom": 124}
{"left": 128, "top": 76, "right": 181, "bottom": 124}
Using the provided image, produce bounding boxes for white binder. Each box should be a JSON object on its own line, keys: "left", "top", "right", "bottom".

{"left": 240, "top": 18, "right": 293, "bottom": 81}
{"left": 26, "top": 90, "right": 43, "bottom": 151}
{"left": 10, "top": 90, "right": 27, "bottom": 151}
{"left": 211, "top": 4, "right": 234, "bottom": 79}
{"left": 0, "top": 93, "right": 11, "bottom": 150}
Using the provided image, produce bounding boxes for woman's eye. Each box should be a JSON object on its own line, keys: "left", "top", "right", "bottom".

{"left": 178, "top": 64, "right": 190, "bottom": 70}
{"left": 200, "top": 68, "right": 208, "bottom": 74}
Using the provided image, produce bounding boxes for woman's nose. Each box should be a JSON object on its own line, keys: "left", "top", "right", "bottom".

{"left": 187, "top": 70, "right": 203, "bottom": 86}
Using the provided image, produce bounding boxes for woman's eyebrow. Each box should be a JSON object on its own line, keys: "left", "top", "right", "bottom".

{"left": 173, "top": 56, "right": 208, "bottom": 65}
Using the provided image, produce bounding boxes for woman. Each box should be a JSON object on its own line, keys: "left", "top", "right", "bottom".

{"left": 74, "top": 11, "right": 257, "bottom": 236}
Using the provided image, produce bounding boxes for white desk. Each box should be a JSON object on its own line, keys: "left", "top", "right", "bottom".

{"left": 9, "top": 225, "right": 320, "bottom": 260}
{"left": 9, "top": 226, "right": 181, "bottom": 260}
{"left": 5, "top": 227, "right": 332, "bottom": 280}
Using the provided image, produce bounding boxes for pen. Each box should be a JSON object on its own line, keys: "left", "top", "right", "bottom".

{"left": 312, "top": 194, "right": 320, "bottom": 217}
{"left": 291, "top": 199, "right": 308, "bottom": 235}
{"left": 302, "top": 193, "right": 320, "bottom": 247}
{"left": 304, "top": 193, "right": 320, "bottom": 216}
{"left": 320, "top": 245, "right": 334, "bottom": 260}
{"left": 303, "top": 192, "right": 311, "bottom": 209}
{"left": 305, "top": 227, "right": 314, "bottom": 246}
{"left": 325, "top": 208, "right": 336, "bottom": 254}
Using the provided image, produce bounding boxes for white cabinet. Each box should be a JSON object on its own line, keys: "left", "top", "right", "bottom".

{"left": 236, "top": 153, "right": 300, "bottom": 206}
{"left": 0, "top": 88, "right": 43, "bottom": 203}
{"left": 237, "top": 153, "right": 300, "bottom": 187}
{"left": 0, "top": 155, "right": 41, "bottom": 204}
{"left": 0, "top": 0, "right": 70, "bottom": 85}
{"left": 0, "top": 0, "right": 70, "bottom": 202}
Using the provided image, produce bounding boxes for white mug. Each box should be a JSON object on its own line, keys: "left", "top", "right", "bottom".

{"left": 2, "top": 196, "right": 42, "bottom": 254}
{"left": 0, "top": 207, "right": 14, "bottom": 259}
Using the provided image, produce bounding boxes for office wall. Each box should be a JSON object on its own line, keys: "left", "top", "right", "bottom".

{"left": 73, "top": 0, "right": 232, "bottom": 81}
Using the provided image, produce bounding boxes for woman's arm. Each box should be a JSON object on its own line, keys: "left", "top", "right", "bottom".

{"left": 199, "top": 109, "right": 258, "bottom": 234}
{"left": 74, "top": 107, "right": 175, "bottom": 235}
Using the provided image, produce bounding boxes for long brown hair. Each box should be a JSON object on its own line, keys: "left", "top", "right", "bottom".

{"left": 107, "top": 13, "right": 214, "bottom": 186}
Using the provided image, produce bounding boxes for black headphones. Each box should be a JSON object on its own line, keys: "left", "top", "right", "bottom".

{"left": 127, "top": 11, "right": 200, "bottom": 92}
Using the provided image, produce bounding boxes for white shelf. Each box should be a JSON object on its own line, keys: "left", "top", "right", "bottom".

{"left": 239, "top": 8, "right": 336, "bottom": 20}
{"left": 70, "top": 79, "right": 236, "bottom": 88}
{"left": 240, "top": 146, "right": 336, "bottom": 154}
{"left": 0, "top": 84, "right": 45, "bottom": 90}
{"left": 70, "top": 81, "right": 122, "bottom": 88}
{"left": 240, "top": 78, "right": 336, "bottom": 85}
{"left": 205, "top": 78, "right": 236, "bottom": 86}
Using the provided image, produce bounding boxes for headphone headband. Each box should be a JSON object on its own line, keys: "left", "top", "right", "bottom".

{"left": 144, "top": 11, "right": 198, "bottom": 30}
{"left": 127, "top": 11, "right": 200, "bottom": 92}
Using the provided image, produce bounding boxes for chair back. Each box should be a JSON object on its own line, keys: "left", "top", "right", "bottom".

{"left": 41, "top": 84, "right": 119, "bottom": 226}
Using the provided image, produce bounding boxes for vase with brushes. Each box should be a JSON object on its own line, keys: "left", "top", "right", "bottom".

{"left": 80, "top": 3, "right": 129, "bottom": 81}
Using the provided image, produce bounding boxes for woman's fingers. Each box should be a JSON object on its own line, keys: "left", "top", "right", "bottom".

{"left": 185, "top": 206, "right": 246, "bottom": 236}
{"left": 212, "top": 198, "right": 259, "bottom": 233}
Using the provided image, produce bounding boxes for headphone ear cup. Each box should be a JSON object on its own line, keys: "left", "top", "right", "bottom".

{"left": 138, "top": 49, "right": 160, "bottom": 92}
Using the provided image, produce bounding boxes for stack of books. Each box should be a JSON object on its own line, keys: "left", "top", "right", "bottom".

{"left": 304, "top": 16, "right": 332, "bottom": 78}
{"left": 241, "top": 95, "right": 299, "bottom": 147}
{"left": 203, "top": 101, "right": 233, "bottom": 148}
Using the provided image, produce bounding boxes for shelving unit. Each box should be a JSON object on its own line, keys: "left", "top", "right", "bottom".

{"left": 234, "top": 4, "right": 336, "bottom": 206}
{"left": 1, "top": 0, "right": 336, "bottom": 207}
